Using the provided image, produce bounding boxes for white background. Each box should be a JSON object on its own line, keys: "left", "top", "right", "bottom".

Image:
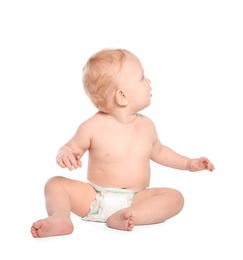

{"left": 0, "top": 0, "right": 242, "bottom": 259}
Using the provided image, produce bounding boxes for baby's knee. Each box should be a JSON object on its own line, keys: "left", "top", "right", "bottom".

{"left": 163, "top": 188, "right": 184, "bottom": 212}
{"left": 172, "top": 189, "right": 184, "bottom": 212}
{"left": 44, "top": 176, "right": 66, "bottom": 190}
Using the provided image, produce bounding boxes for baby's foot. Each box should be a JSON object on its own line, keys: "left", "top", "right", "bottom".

{"left": 31, "top": 215, "right": 74, "bottom": 238}
{"left": 106, "top": 209, "right": 135, "bottom": 231}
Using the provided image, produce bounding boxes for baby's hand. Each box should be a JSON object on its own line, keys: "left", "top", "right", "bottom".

{"left": 56, "top": 148, "right": 82, "bottom": 171}
{"left": 186, "top": 157, "right": 215, "bottom": 172}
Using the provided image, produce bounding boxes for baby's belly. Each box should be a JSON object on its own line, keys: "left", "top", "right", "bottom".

{"left": 87, "top": 166, "right": 150, "bottom": 191}
{"left": 87, "top": 154, "right": 151, "bottom": 190}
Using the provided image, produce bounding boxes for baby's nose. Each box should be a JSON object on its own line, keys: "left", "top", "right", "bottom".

{"left": 146, "top": 78, "right": 151, "bottom": 85}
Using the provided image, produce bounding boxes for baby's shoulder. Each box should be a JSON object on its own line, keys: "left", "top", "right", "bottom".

{"left": 78, "top": 112, "right": 107, "bottom": 130}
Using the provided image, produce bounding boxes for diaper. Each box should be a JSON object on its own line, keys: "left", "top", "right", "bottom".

{"left": 82, "top": 182, "right": 137, "bottom": 222}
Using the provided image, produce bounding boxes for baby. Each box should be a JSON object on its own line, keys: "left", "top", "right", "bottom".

{"left": 31, "top": 48, "right": 214, "bottom": 238}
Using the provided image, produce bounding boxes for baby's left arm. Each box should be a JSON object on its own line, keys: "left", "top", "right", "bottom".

{"left": 150, "top": 125, "right": 214, "bottom": 172}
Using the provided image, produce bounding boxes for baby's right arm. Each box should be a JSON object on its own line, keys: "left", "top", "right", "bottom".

{"left": 56, "top": 120, "right": 92, "bottom": 171}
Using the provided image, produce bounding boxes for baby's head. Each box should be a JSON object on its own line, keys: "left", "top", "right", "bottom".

{"left": 82, "top": 48, "right": 130, "bottom": 112}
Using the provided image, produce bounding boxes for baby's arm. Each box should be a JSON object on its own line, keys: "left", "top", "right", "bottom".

{"left": 150, "top": 127, "right": 214, "bottom": 172}
{"left": 56, "top": 121, "right": 91, "bottom": 171}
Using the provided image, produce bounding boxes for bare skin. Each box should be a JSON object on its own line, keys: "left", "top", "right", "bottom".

{"left": 31, "top": 50, "right": 214, "bottom": 238}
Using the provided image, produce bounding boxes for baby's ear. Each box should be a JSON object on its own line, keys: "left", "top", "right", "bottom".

{"left": 115, "top": 90, "right": 128, "bottom": 106}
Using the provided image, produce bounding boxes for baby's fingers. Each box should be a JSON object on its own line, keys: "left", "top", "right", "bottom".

{"left": 63, "top": 159, "right": 73, "bottom": 171}
{"left": 77, "top": 157, "right": 82, "bottom": 167}
{"left": 58, "top": 159, "right": 67, "bottom": 169}
{"left": 61, "top": 156, "right": 76, "bottom": 171}
{"left": 200, "top": 157, "right": 215, "bottom": 171}
{"left": 207, "top": 162, "right": 215, "bottom": 171}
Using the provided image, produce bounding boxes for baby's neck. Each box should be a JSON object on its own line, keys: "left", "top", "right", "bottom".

{"left": 99, "top": 110, "right": 138, "bottom": 124}
{"left": 115, "top": 114, "right": 137, "bottom": 124}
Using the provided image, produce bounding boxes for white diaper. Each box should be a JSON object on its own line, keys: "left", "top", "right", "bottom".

{"left": 82, "top": 182, "right": 137, "bottom": 222}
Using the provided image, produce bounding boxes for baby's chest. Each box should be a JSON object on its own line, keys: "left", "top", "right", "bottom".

{"left": 92, "top": 130, "right": 153, "bottom": 158}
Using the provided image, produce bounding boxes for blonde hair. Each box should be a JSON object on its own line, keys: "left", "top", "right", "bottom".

{"left": 82, "top": 48, "right": 130, "bottom": 111}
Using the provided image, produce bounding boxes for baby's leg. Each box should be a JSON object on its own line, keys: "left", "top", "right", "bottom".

{"left": 131, "top": 187, "right": 184, "bottom": 225}
{"left": 107, "top": 188, "right": 184, "bottom": 231}
{"left": 31, "top": 176, "right": 96, "bottom": 238}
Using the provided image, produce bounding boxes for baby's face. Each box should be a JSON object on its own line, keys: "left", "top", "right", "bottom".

{"left": 117, "top": 53, "right": 152, "bottom": 112}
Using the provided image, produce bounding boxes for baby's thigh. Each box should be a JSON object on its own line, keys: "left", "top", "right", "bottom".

{"left": 69, "top": 180, "right": 97, "bottom": 217}
{"left": 46, "top": 176, "right": 97, "bottom": 217}
{"left": 133, "top": 187, "right": 183, "bottom": 204}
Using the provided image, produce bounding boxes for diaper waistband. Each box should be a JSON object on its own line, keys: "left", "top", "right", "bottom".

{"left": 89, "top": 182, "right": 137, "bottom": 194}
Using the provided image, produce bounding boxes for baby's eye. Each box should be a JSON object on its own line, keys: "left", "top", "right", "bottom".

{"left": 141, "top": 74, "right": 145, "bottom": 80}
